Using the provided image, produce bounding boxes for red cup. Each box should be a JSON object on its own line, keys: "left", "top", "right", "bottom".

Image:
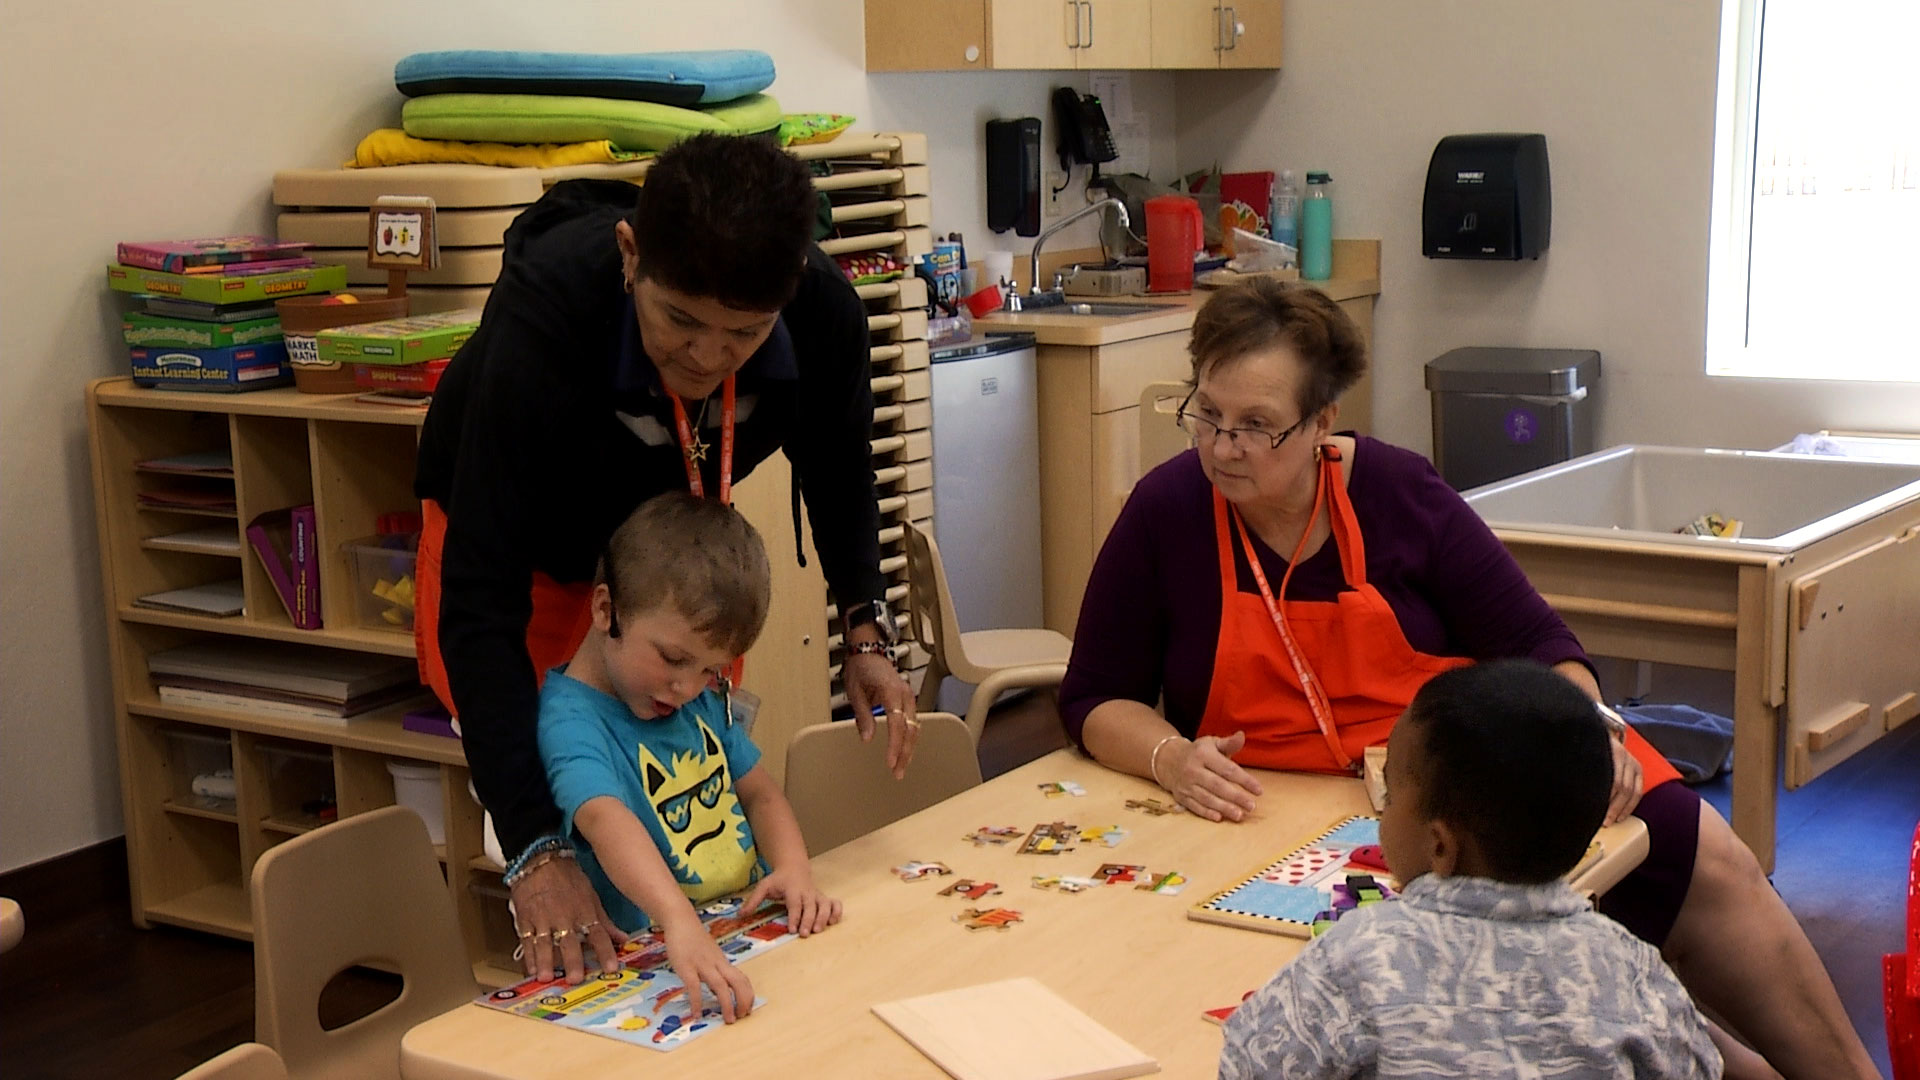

{"left": 963, "top": 284, "right": 1004, "bottom": 318}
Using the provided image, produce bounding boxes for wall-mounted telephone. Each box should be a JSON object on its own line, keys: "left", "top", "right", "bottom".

{"left": 1051, "top": 87, "right": 1119, "bottom": 173}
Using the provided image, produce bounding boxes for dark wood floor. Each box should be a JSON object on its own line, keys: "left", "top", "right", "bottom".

{"left": 3, "top": 689, "right": 1904, "bottom": 1077}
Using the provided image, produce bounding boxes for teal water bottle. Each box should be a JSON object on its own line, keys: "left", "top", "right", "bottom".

{"left": 1301, "top": 171, "right": 1333, "bottom": 281}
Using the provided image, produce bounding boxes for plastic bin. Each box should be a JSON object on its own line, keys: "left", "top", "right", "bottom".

{"left": 165, "top": 727, "right": 235, "bottom": 813}
{"left": 1424, "top": 347, "right": 1600, "bottom": 490}
{"left": 387, "top": 760, "right": 446, "bottom": 845}
{"left": 343, "top": 533, "right": 420, "bottom": 632}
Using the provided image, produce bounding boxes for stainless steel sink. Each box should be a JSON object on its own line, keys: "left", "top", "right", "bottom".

{"left": 1058, "top": 302, "right": 1158, "bottom": 317}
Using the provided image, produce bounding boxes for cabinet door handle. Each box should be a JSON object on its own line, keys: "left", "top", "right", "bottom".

{"left": 1215, "top": 4, "right": 1227, "bottom": 52}
{"left": 1083, "top": 2, "right": 1095, "bottom": 49}
{"left": 1066, "top": 0, "right": 1081, "bottom": 48}
{"left": 1224, "top": 6, "right": 1239, "bottom": 50}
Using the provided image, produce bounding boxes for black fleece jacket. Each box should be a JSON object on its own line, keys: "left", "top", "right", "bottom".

{"left": 416, "top": 180, "right": 883, "bottom": 859}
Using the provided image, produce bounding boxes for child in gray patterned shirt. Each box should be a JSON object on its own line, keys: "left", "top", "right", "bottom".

{"left": 1220, "top": 660, "right": 1723, "bottom": 1080}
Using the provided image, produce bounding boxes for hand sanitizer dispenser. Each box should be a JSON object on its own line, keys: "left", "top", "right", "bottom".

{"left": 1423, "top": 134, "right": 1550, "bottom": 260}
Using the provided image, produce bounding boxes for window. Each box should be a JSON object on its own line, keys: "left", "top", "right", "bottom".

{"left": 1706, "top": 0, "right": 1920, "bottom": 382}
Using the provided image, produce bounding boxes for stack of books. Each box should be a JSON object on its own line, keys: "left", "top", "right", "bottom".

{"left": 314, "top": 308, "right": 483, "bottom": 401}
{"left": 247, "top": 506, "right": 321, "bottom": 629}
{"left": 148, "top": 640, "right": 422, "bottom": 722}
{"left": 109, "top": 237, "right": 346, "bottom": 392}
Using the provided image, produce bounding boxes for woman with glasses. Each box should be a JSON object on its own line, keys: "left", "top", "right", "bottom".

{"left": 1056, "top": 278, "right": 1878, "bottom": 1079}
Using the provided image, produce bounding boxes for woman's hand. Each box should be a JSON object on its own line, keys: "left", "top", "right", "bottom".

{"left": 511, "top": 856, "right": 628, "bottom": 984}
{"left": 663, "top": 919, "right": 756, "bottom": 1023}
{"left": 743, "top": 865, "right": 843, "bottom": 938}
{"left": 1605, "top": 734, "right": 1645, "bottom": 825}
{"left": 1159, "top": 731, "right": 1264, "bottom": 822}
{"left": 843, "top": 649, "right": 918, "bottom": 778}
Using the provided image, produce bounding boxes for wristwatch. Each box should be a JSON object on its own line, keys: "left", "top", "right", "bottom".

{"left": 844, "top": 598, "right": 898, "bottom": 646}
{"left": 1595, "top": 702, "right": 1629, "bottom": 741}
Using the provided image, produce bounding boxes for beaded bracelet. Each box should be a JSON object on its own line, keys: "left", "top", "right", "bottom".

{"left": 503, "top": 835, "right": 574, "bottom": 889}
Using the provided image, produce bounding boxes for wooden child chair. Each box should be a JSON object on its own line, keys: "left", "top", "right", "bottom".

{"left": 251, "top": 805, "right": 479, "bottom": 1080}
{"left": 901, "top": 522, "right": 1071, "bottom": 744}
{"left": 173, "top": 1043, "right": 290, "bottom": 1080}
{"left": 1887, "top": 820, "right": 1920, "bottom": 1080}
{"left": 785, "top": 713, "right": 982, "bottom": 853}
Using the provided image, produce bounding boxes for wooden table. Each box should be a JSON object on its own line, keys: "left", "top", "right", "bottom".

{"left": 402, "top": 749, "right": 1647, "bottom": 1078}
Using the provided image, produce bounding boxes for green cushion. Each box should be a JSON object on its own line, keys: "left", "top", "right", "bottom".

{"left": 401, "top": 93, "right": 782, "bottom": 153}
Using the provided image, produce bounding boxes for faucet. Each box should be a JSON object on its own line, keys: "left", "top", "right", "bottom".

{"left": 1005, "top": 197, "right": 1131, "bottom": 312}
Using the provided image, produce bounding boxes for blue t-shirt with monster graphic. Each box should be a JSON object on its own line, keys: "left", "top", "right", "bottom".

{"left": 537, "top": 668, "right": 764, "bottom": 933}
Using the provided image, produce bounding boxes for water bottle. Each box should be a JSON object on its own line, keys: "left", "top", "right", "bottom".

{"left": 1269, "top": 170, "right": 1300, "bottom": 257}
{"left": 1301, "top": 171, "right": 1333, "bottom": 281}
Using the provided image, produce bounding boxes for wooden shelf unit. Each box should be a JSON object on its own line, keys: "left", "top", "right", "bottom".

{"left": 87, "top": 132, "right": 936, "bottom": 972}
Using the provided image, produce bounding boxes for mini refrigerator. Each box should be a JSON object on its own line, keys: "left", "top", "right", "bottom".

{"left": 928, "top": 332, "right": 1044, "bottom": 716}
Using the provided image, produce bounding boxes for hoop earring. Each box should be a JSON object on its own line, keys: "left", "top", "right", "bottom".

{"left": 622, "top": 275, "right": 635, "bottom": 295}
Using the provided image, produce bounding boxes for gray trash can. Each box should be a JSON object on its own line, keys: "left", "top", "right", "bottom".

{"left": 1424, "top": 347, "right": 1600, "bottom": 490}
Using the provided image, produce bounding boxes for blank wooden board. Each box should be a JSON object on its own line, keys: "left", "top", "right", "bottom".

{"left": 872, "top": 977, "right": 1158, "bottom": 1080}
{"left": 273, "top": 164, "right": 546, "bottom": 208}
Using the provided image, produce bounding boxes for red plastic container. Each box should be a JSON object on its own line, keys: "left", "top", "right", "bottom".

{"left": 1146, "top": 195, "right": 1205, "bottom": 293}
{"left": 353, "top": 358, "right": 449, "bottom": 395}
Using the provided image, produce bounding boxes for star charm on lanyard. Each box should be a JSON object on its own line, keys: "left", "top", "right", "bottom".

{"left": 683, "top": 432, "right": 710, "bottom": 464}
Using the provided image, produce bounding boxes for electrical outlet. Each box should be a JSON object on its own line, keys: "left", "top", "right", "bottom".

{"left": 1044, "top": 171, "right": 1070, "bottom": 218}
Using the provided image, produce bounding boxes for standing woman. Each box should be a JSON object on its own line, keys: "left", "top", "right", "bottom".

{"left": 414, "top": 134, "right": 916, "bottom": 985}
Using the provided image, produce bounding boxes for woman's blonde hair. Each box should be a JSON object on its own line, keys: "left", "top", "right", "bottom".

{"left": 1187, "top": 278, "right": 1369, "bottom": 418}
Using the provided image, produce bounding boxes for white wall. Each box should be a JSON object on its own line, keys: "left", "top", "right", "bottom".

{"left": 1176, "top": 0, "right": 1920, "bottom": 453}
{"left": 0, "top": 2, "right": 1177, "bottom": 871}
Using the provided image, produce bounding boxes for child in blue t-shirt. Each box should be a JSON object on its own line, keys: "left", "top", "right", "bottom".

{"left": 537, "top": 492, "right": 840, "bottom": 1024}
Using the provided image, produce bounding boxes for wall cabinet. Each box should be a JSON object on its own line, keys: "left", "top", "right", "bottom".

{"left": 866, "top": 0, "right": 1270, "bottom": 71}
{"left": 1150, "top": 0, "right": 1284, "bottom": 69}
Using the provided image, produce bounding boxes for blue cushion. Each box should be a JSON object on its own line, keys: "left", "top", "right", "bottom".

{"left": 394, "top": 50, "right": 775, "bottom": 107}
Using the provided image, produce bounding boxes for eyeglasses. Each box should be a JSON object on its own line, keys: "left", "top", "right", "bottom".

{"left": 1176, "top": 392, "right": 1311, "bottom": 451}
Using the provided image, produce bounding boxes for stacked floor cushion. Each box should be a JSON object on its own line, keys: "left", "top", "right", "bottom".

{"left": 401, "top": 92, "right": 782, "bottom": 153}
{"left": 395, "top": 49, "right": 775, "bottom": 106}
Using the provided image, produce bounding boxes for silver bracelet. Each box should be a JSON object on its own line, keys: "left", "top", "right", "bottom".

{"left": 1148, "top": 734, "right": 1187, "bottom": 789}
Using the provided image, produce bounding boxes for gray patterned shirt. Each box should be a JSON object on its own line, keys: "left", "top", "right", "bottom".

{"left": 1219, "top": 875, "right": 1722, "bottom": 1079}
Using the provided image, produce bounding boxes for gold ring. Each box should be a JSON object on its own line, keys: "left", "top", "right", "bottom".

{"left": 518, "top": 929, "right": 537, "bottom": 940}
{"left": 577, "top": 921, "right": 600, "bottom": 934}
{"left": 551, "top": 928, "right": 570, "bottom": 942}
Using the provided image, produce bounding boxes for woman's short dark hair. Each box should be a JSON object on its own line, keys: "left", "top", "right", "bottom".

{"left": 1402, "top": 660, "right": 1613, "bottom": 884}
{"left": 1187, "top": 277, "right": 1368, "bottom": 419}
{"left": 629, "top": 133, "right": 818, "bottom": 312}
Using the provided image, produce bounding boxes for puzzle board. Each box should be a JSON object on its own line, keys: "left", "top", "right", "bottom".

{"left": 1187, "top": 815, "right": 1387, "bottom": 938}
{"left": 475, "top": 896, "right": 797, "bottom": 1051}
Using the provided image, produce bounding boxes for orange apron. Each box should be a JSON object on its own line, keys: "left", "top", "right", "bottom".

{"left": 415, "top": 499, "right": 594, "bottom": 715}
{"left": 1196, "top": 445, "right": 1681, "bottom": 787}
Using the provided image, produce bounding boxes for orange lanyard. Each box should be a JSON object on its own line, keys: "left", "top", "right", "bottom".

{"left": 669, "top": 376, "right": 736, "bottom": 505}
{"left": 1228, "top": 457, "right": 1356, "bottom": 771}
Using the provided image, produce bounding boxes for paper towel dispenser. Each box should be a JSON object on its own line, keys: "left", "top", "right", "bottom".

{"left": 1423, "top": 133, "right": 1550, "bottom": 260}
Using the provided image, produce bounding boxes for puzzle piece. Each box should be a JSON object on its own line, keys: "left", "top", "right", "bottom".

{"left": 1347, "top": 844, "right": 1390, "bottom": 873}
{"left": 1031, "top": 875, "right": 1099, "bottom": 893}
{"left": 892, "top": 860, "right": 953, "bottom": 882}
{"left": 1094, "top": 862, "right": 1146, "bottom": 885}
{"left": 938, "top": 878, "right": 1003, "bottom": 901}
{"left": 1019, "top": 821, "right": 1079, "bottom": 855}
{"left": 1136, "top": 870, "right": 1188, "bottom": 895}
{"left": 1037, "top": 780, "right": 1086, "bottom": 798}
{"left": 1201, "top": 990, "right": 1258, "bottom": 1026}
{"left": 1077, "top": 824, "right": 1129, "bottom": 848}
{"left": 1259, "top": 846, "right": 1347, "bottom": 887}
{"left": 1124, "top": 797, "right": 1186, "bottom": 816}
{"left": 962, "top": 825, "right": 1025, "bottom": 847}
{"left": 954, "top": 906, "right": 1023, "bottom": 931}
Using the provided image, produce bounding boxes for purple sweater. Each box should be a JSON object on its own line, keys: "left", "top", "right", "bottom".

{"left": 1059, "top": 437, "right": 1589, "bottom": 746}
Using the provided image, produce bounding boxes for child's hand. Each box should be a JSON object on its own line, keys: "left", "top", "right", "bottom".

{"left": 663, "top": 920, "right": 755, "bottom": 1024}
{"left": 743, "top": 865, "right": 843, "bottom": 937}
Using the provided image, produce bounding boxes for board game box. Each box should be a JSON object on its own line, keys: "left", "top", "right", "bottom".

{"left": 129, "top": 342, "right": 292, "bottom": 392}
{"left": 117, "top": 236, "right": 311, "bottom": 273}
{"left": 475, "top": 896, "right": 798, "bottom": 1052}
{"left": 107, "top": 263, "right": 345, "bottom": 305}
{"left": 123, "top": 312, "right": 283, "bottom": 350}
{"left": 315, "top": 308, "right": 482, "bottom": 366}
